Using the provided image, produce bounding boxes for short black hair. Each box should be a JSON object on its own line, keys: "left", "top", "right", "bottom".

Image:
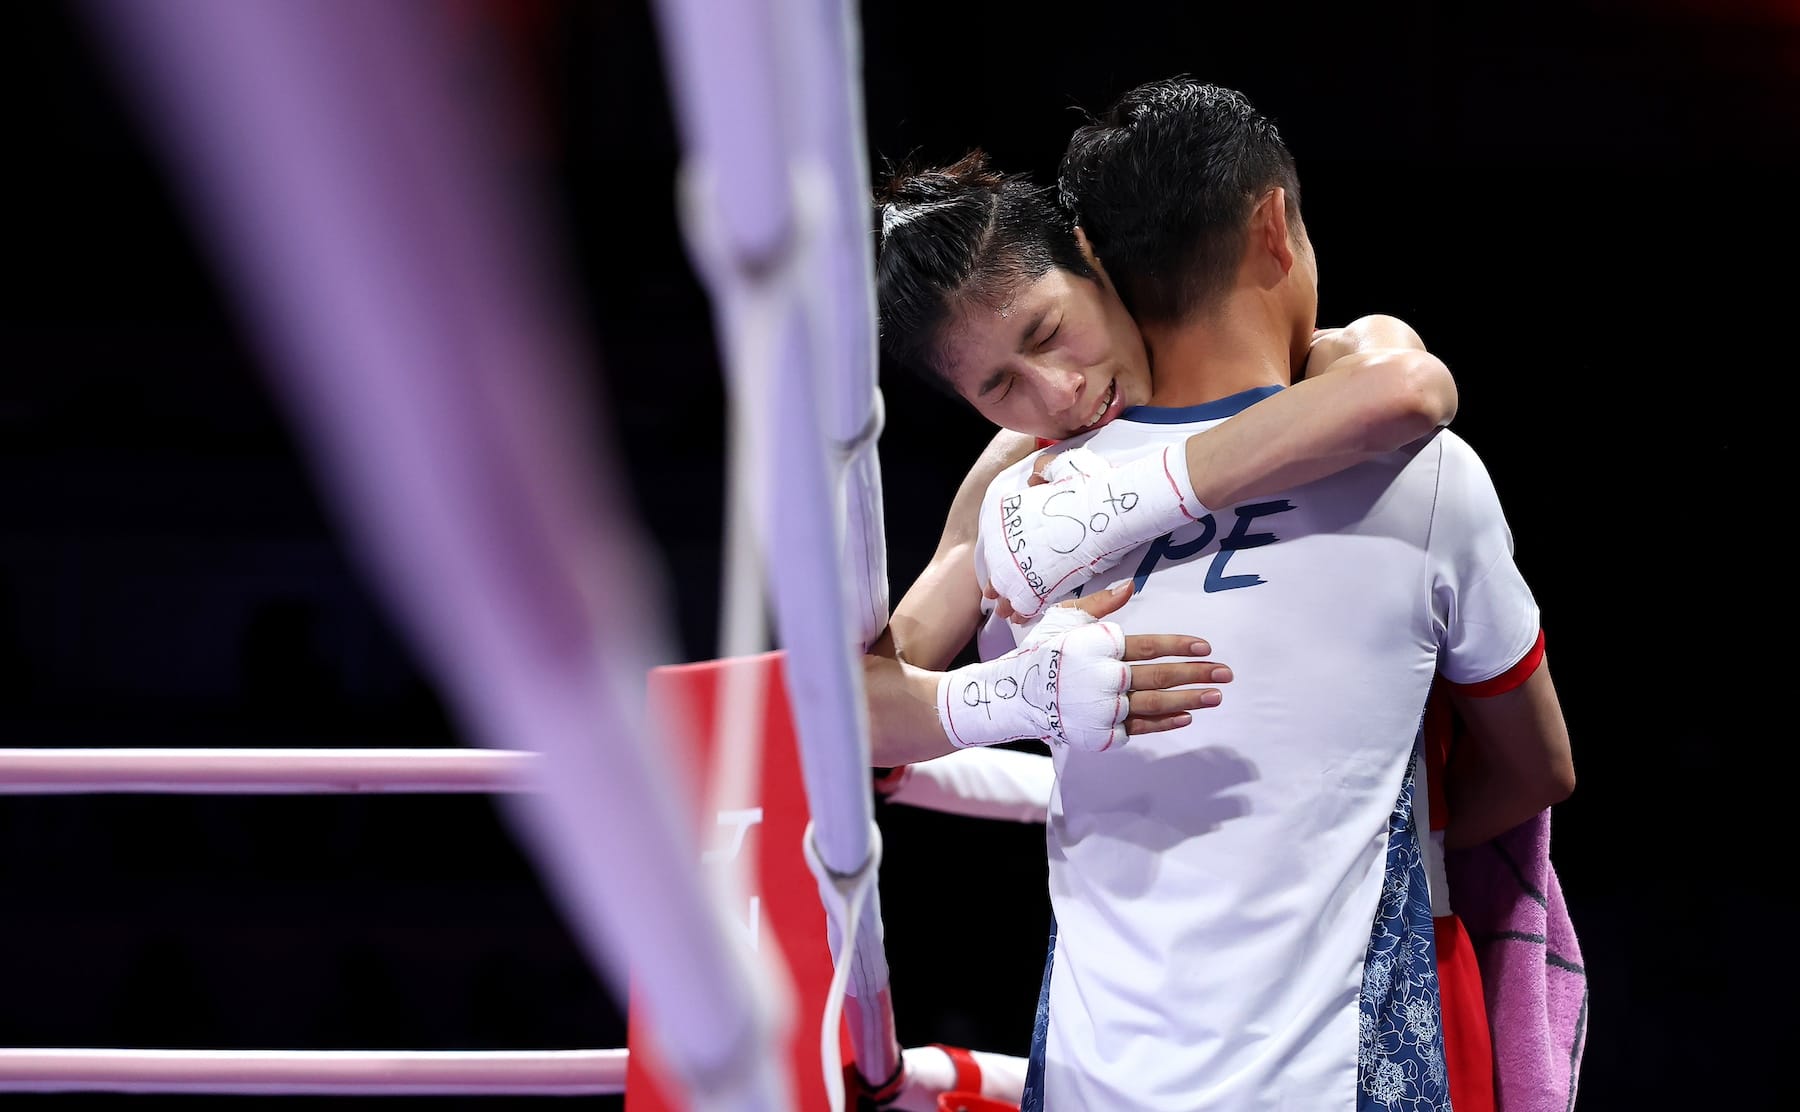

{"left": 1059, "top": 78, "right": 1300, "bottom": 324}
{"left": 873, "top": 149, "right": 1095, "bottom": 391}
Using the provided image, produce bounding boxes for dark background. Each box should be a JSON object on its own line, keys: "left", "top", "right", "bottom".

{"left": 3, "top": 0, "right": 1793, "bottom": 1108}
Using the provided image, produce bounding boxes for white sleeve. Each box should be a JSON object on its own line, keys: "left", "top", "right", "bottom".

{"left": 883, "top": 748, "right": 1053, "bottom": 824}
{"left": 1426, "top": 432, "right": 1542, "bottom": 685}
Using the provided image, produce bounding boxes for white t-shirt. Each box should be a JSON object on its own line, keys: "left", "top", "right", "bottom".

{"left": 980, "top": 387, "right": 1540, "bottom": 1112}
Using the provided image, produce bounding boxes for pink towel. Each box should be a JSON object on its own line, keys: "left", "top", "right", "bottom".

{"left": 1445, "top": 809, "right": 1587, "bottom": 1112}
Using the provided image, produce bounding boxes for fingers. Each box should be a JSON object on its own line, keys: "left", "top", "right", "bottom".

{"left": 1129, "top": 660, "right": 1232, "bottom": 693}
{"left": 1128, "top": 686, "right": 1222, "bottom": 717}
{"left": 1121, "top": 677, "right": 1228, "bottom": 737}
{"left": 984, "top": 581, "right": 1019, "bottom": 622}
{"left": 1116, "top": 680, "right": 1231, "bottom": 730}
{"left": 1028, "top": 454, "right": 1054, "bottom": 486}
{"left": 1060, "top": 580, "right": 1133, "bottom": 622}
{"left": 1125, "top": 711, "right": 1194, "bottom": 736}
{"left": 1121, "top": 633, "right": 1211, "bottom": 662}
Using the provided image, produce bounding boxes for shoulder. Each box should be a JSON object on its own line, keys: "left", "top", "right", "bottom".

{"left": 1420, "top": 428, "right": 1516, "bottom": 557}
{"left": 952, "top": 429, "right": 1040, "bottom": 514}
{"left": 1429, "top": 428, "right": 1498, "bottom": 487}
{"left": 968, "top": 428, "right": 1041, "bottom": 486}
{"left": 928, "top": 428, "right": 1040, "bottom": 553}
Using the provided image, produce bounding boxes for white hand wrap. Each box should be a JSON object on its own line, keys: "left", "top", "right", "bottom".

{"left": 978, "top": 445, "right": 1207, "bottom": 618}
{"left": 934, "top": 605, "right": 1131, "bottom": 753}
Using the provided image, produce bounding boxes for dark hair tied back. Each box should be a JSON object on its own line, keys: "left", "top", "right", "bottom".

{"left": 872, "top": 149, "right": 1093, "bottom": 391}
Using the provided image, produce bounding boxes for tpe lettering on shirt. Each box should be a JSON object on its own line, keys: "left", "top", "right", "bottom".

{"left": 1132, "top": 499, "right": 1295, "bottom": 595}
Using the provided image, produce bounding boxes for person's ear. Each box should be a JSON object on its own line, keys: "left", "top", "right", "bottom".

{"left": 1074, "top": 225, "right": 1120, "bottom": 294}
{"left": 1073, "top": 224, "right": 1101, "bottom": 269}
{"left": 1252, "top": 188, "right": 1296, "bottom": 276}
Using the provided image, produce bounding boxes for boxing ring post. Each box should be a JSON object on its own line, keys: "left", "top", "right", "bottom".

{"left": 648, "top": 0, "right": 902, "bottom": 1101}
{"left": 75, "top": 1, "right": 792, "bottom": 1107}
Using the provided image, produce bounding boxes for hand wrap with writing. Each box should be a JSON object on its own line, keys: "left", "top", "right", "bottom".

{"left": 977, "top": 445, "right": 1207, "bottom": 619}
{"left": 934, "top": 605, "right": 1130, "bottom": 753}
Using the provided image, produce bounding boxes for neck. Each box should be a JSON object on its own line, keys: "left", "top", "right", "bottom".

{"left": 1138, "top": 293, "right": 1297, "bottom": 408}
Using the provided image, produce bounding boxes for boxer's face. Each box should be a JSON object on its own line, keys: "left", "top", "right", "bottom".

{"left": 934, "top": 264, "right": 1151, "bottom": 442}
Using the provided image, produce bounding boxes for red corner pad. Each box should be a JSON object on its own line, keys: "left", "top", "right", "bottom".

{"left": 1447, "top": 630, "right": 1545, "bottom": 699}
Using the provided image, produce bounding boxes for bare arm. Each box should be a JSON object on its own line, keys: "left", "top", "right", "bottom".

{"left": 1443, "top": 658, "right": 1576, "bottom": 849}
{"left": 1303, "top": 313, "right": 1434, "bottom": 379}
{"left": 863, "top": 429, "right": 1034, "bottom": 766}
{"left": 1180, "top": 314, "right": 1457, "bottom": 509}
{"left": 884, "top": 428, "right": 1039, "bottom": 671}
{"left": 862, "top": 650, "right": 960, "bottom": 767}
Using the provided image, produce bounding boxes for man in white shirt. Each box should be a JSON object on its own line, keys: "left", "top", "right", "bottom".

{"left": 950, "top": 78, "right": 1573, "bottom": 1111}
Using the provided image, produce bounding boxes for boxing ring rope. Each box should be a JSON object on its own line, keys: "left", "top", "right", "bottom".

{"left": 0, "top": 1049, "right": 628, "bottom": 1097}
{"left": 0, "top": 1047, "right": 1028, "bottom": 1104}
{"left": 46, "top": 0, "right": 925, "bottom": 1104}
{"left": 0, "top": 749, "right": 537, "bottom": 794}
{"left": 0, "top": 747, "right": 1047, "bottom": 817}
{"left": 0, "top": 739, "right": 1033, "bottom": 1104}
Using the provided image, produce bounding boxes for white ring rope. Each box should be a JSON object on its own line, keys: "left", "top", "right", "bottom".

{"left": 0, "top": 748, "right": 536, "bottom": 794}
{"left": 0, "top": 1045, "right": 1033, "bottom": 1101}
{"left": 0, "top": 747, "right": 1054, "bottom": 822}
{"left": 0, "top": 740, "right": 1033, "bottom": 1101}
{"left": 0, "top": 1049, "right": 626, "bottom": 1096}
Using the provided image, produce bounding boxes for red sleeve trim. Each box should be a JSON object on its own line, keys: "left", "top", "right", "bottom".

{"left": 1446, "top": 630, "right": 1545, "bottom": 699}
